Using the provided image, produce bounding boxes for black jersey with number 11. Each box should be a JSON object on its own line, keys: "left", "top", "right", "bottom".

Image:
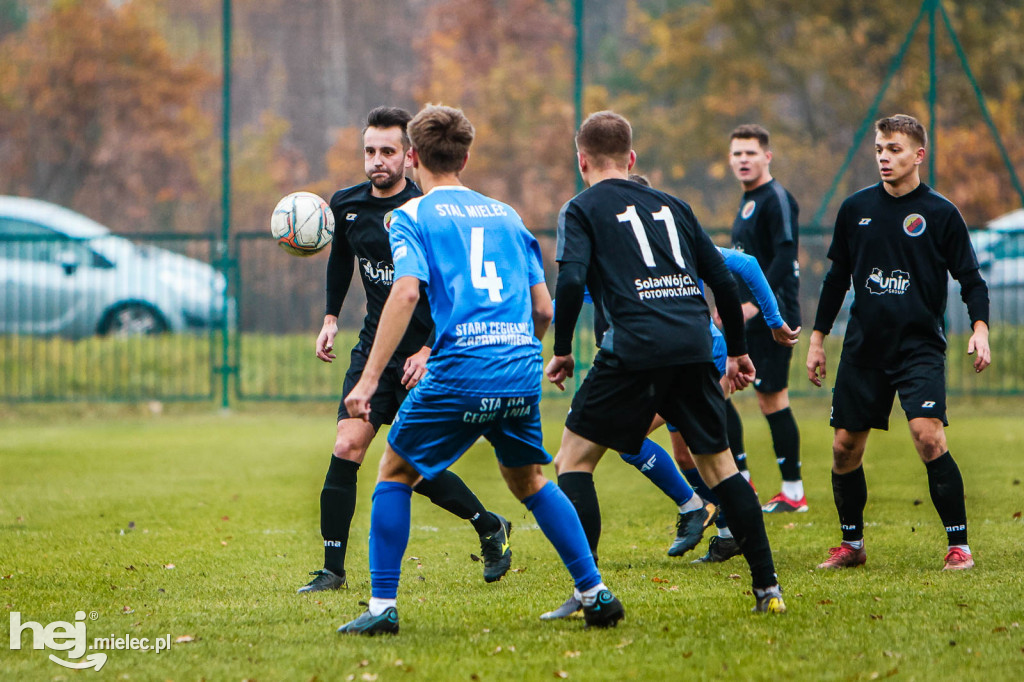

{"left": 557, "top": 178, "right": 738, "bottom": 369}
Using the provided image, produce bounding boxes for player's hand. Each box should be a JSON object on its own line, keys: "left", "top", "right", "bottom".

{"left": 316, "top": 317, "right": 339, "bottom": 363}
{"left": 806, "top": 331, "right": 827, "bottom": 387}
{"left": 344, "top": 378, "right": 378, "bottom": 422}
{"left": 730, "top": 354, "right": 756, "bottom": 391}
{"left": 402, "top": 346, "right": 431, "bottom": 389}
{"left": 545, "top": 354, "right": 575, "bottom": 391}
{"left": 967, "top": 321, "right": 991, "bottom": 373}
{"left": 771, "top": 323, "right": 801, "bottom": 347}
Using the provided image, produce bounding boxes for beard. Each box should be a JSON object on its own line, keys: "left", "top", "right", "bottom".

{"left": 368, "top": 168, "right": 403, "bottom": 191}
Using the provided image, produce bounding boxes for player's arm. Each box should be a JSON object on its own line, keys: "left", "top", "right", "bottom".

{"left": 763, "top": 195, "right": 799, "bottom": 292}
{"left": 720, "top": 247, "right": 798, "bottom": 346}
{"left": 806, "top": 259, "right": 851, "bottom": 387}
{"left": 947, "top": 215, "right": 991, "bottom": 373}
{"left": 547, "top": 261, "right": 587, "bottom": 390}
{"left": 317, "top": 220, "right": 355, "bottom": 362}
{"left": 344, "top": 275, "right": 421, "bottom": 420}
{"left": 531, "top": 283, "right": 554, "bottom": 341}
{"left": 698, "top": 232, "right": 754, "bottom": 389}
{"left": 401, "top": 295, "right": 436, "bottom": 389}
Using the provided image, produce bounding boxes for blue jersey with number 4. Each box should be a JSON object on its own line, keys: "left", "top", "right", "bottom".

{"left": 389, "top": 185, "right": 546, "bottom": 396}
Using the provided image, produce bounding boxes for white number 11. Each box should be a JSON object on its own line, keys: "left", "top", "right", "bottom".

{"left": 616, "top": 205, "right": 687, "bottom": 269}
{"left": 470, "top": 226, "right": 503, "bottom": 302}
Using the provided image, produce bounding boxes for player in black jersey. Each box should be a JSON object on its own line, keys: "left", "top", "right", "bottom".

{"left": 298, "top": 107, "right": 511, "bottom": 594}
{"left": 729, "top": 124, "right": 806, "bottom": 513}
{"left": 548, "top": 111, "right": 785, "bottom": 614}
{"left": 808, "top": 114, "right": 991, "bottom": 571}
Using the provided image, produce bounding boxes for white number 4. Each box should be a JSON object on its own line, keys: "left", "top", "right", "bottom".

{"left": 616, "top": 205, "right": 687, "bottom": 269}
{"left": 470, "top": 226, "right": 503, "bottom": 302}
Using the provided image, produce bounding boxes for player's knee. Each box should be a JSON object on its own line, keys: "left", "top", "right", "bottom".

{"left": 333, "top": 437, "right": 368, "bottom": 462}
{"left": 831, "top": 439, "right": 863, "bottom": 471}
{"left": 503, "top": 465, "right": 545, "bottom": 500}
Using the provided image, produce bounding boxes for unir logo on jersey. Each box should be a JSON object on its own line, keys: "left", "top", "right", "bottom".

{"left": 741, "top": 200, "right": 756, "bottom": 220}
{"left": 903, "top": 213, "right": 926, "bottom": 237}
{"left": 866, "top": 268, "right": 910, "bottom": 295}
{"left": 360, "top": 258, "right": 394, "bottom": 285}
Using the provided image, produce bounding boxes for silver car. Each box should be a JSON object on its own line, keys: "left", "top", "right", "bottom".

{"left": 0, "top": 196, "right": 229, "bottom": 338}
{"left": 946, "top": 211, "right": 1024, "bottom": 334}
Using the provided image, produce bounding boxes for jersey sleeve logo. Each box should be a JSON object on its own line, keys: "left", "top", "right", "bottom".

{"left": 741, "top": 200, "right": 756, "bottom": 220}
{"left": 903, "top": 213, "right": 926, "bottom": 237}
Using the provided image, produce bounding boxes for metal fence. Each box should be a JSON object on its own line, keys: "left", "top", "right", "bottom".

{"left": 1, "top": 225, "right": 1021, "bottom": 403}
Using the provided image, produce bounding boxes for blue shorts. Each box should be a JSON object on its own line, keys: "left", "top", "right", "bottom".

{"left": 387, "top": 384, "right": 551, "bottom": 479}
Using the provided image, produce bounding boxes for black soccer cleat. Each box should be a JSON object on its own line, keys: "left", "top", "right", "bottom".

{"left": 691, "top": 535, "right": 743, "bottom": 564}
{"left": 337, "top": 605, "right": 400, "bottom": 636}
{"left": 479, "top": 513, "right": 512, "bottom": 583}
{"left": 668, "top": 502, "right": 719, "bottom": 557}
{"left": 297, "top": 568, "right": 347, "bottom": 594}
{"left": 583, "top": 590, "right": 624, "bottom": 629}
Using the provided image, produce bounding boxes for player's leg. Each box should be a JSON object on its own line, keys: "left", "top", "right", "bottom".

{"left": 817, "top": 361, "right": 888, "bottom": 569}
{"left": 897, "top": 361, "right": 972, "bottom": 569}
{"left": 553, "top": 427, "right": 607, "bottom": 560}
{"left": 337, "top": 446, "right": 419, "bottom": 635}
{"left": 725, "top": 398, "right": 752, "bottom": 483}
{"left": 299, "top": 415, "right": 376, "bottom": 594}
{"left": 662, "top": 363, "right": 784, "bottom": 613}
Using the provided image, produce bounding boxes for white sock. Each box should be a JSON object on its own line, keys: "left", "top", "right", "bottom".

{"left": 718, "top": 527, "right": 733, "bottom": 539}
{"left": 781, "top": 480, "right": 804, "bottom": 500}
{"left": 580, "top": 583, "right": 608, "bottom": 606}
{"left": 844, "top": 539, "right": 864, "bottom": 550}
{"left": 950, "top": 544, "right": 971, "bottom": 555}
{"left": 368, "top": 597, "right": 396, "bottom": 616}
{"left": 679, "top": 494, "right": 705, "bottom": 514}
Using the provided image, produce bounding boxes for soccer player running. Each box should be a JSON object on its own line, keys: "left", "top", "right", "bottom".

{"left": 808, "top": 114, "right": 990, "bottom": 571}
{"left": 729, "top": 124, "right": 806, "bottom": 513}
{"left": 548, "top": 111, "right": 785, "bottom": 614}
{"left": 338, "top": 104, "right": 623, "bottom": 635}
{"left": 299, "top": 107, "right": 511, "bottom": 595}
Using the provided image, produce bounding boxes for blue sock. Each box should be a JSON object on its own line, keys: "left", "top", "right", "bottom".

{"left": 620, "top": 439, "right": 694, "bottom": 505}
{"left": 683, "top": 467, "right": 729, "bottom": 529}
{"left": 368, "top": 481, "right": 413, "bottom": 600}
{"left": 523, "top": 481, "right": 601, "bottom": 592}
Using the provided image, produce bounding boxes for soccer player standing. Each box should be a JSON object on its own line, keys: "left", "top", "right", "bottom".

{"left": 729, "top": 124, "right": 806, "bottom": 513}
{"left": 808, "top": 114, "right": 990, "bottom": 571}
{"left": 298, "top": 107, "right": 511, "bottom": 594}
{"left": 548, "top": 111, "right": 785, "bottom": 614}
{"left": 338, "top": 104, "right": 623, "bottom": 634}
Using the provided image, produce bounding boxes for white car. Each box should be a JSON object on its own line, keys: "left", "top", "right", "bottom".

{"left": 0, "top": 196, "right": 229, "bottom": 338}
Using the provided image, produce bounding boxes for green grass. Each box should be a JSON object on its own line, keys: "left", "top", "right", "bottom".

{"left": 2, "top": 396, "right": 1024, "bottom": 680}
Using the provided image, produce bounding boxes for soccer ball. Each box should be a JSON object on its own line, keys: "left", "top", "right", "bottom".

{"left": 270, "top": 191, "right": 335, "bottom": 256}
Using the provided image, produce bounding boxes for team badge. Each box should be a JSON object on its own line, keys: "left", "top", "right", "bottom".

{"left": 741, "top": 200, "right": 756, "bottom": 220}
{"left": 383, "top": 210, "right": 394, "bottom": 232}
{"left": 903, "top": 213, "right": 926, "bottom": 237}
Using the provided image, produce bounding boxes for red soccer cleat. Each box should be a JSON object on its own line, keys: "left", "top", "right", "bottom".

{"left": 817, "top": 542, "right": 867, "bottom": 569}
{"left": 942, "top": 547, "right": 975, "bottom": 571}
{"left": 761, "top": 491, "right": 808, "bottom": 513}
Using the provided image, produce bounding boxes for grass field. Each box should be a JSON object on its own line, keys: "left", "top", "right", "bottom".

{"left": 2, "top": 395, "right": 1024, "bottom": 681}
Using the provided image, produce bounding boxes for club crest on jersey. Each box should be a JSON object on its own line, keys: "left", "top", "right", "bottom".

{"left": 741, "top": 200, "right": 756, "bottom": 220}
{"left": 360, "top": 258, "right": 394, "bottom": 285}
{"left": 383, "top": 211, "right": 394, "bottom": 232}
{"left": 903, "top": 213, "right": 926, "bottom": 237}
{"left": 866, "top": 268, "right": 910, "bottom": 295}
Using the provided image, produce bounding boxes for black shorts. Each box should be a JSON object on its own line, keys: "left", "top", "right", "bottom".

{"left": 337, "top": 342, "right": 409, "bottom": 431}
{"left": 830, "top": 357, "right": 948, "bottom": 432}
{"left": 565, "top": 355, "right": 729, "bottom": 455}
{"left": 747, "top": 327, "right": 792, "bottom": 394}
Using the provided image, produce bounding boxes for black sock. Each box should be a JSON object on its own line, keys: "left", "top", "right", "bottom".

{"left": 925, "top": 451, "right": 968, "bottom": 546}
{"left": 413, "top": 470, "right": 499, "bottom": 535}
{"left": 557, "top": 472, "right": 601, "bottom": 560}
{"left": 725, "top": 399, "right": 748, "bottom": 472}
{"left": 320, "top": 455, "right": 359, "bottom": 576}
{"left": 766, "top": 407, "right": 801, "bottom": 482}
{"left": 832, "top": 466, "right": 867, "bottom": 542}
{"left": 712, "top": 473, "right": 776, "bottom": 589}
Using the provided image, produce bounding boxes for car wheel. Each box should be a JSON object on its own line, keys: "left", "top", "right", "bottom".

{"left": 99, "top": 303, "right": 168, "bottom": 337}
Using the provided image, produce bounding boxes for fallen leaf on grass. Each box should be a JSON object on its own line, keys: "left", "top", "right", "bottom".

{"left": 174, "top": 635, "right": 195, "bottom": 643}
{"left": 163, "top": 564, "right": 176, "bottom": 570}
{"left": 221, "top": 516, "right": 229, "bottom": 521}
{"left": 554, "top": 672, "right": 568, "bottom": 679}
{"left": 121, "top": 606, "right": 134, "bottom": 614}
{"left": 784, "top": 523, "right": 797, "bottom": 530}
{"left": 912, "top": 499, "right": 923, "bottom": 506}
{"left": 361, "top": 674, "right": 378, "bottom": 682}
{"left": 511, "top": 567, "right": 526, "bottom": 573}
{"left": 1, "top": 575, "right": 13, "bottom": 580}
{"left": 563, "top": 650, "right": 581, "bottom": 658}
{"left": 1013, "top": 511, "right": 1022, "bottom": 520}
{"left": 651, "top": 576, "right": 670, "bottom": 583}
{"left": 682, "top": 652, "right": 693, "bottom": 659}
{"left": 358, "top": 660, "right": 369, "bottom": 668}
{"left": 393, "top": 659, "right": 404, "bottom": 666}
{"left": 874, "top": 597, "right": 882, "bottom": 602}
{"left": 470, "top": 554, "right": 481, "bottom": 563}
{"left": 125, "top": 565, "right": 136, "bottom": 571}
{"left": 818, "top": 600, "right": 833, "bottom": 605}
{"left": 728, "top": 574, "right": 742, "bottom": 580}
{"left": 870, "top": 614, "right": 883, "bottom": 620}
{"left": 615, "top": 640, "right": 633, "bottom": 649}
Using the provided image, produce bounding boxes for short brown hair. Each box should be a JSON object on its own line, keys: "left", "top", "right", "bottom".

{"left": 408, "top": 104, "right": 475, "bottom": 174}
{"left": 876, "top": 114, "right": 927, "bottom": 148}
{"left": 576, "top": 111, "right": 632, "bottom": 167}
{"left": 364, "top": 106, "right": 413, "bottom": 148}
{"left": 730, "top": 123, "right": 770, "bottom": 150}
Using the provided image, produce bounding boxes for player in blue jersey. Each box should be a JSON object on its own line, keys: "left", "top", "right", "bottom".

{"left": 337, "top": 104, "right": 623, "bottom": 635}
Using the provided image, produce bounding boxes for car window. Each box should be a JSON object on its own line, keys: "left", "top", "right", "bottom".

{"left": 990, "top": 233, "right": 1024, "bottom": 260}
{"left": 0, "top": 217, "right": 112, "bottom": 268}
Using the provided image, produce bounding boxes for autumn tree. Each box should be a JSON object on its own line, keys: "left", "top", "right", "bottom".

{"left": 0, "top": 0, "right": 216, "bottom": 232}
